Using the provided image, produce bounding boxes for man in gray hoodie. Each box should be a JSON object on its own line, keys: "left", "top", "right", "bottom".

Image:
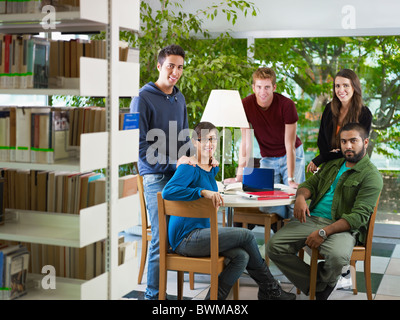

{"left": 130, "top": 44, "right": 191, "bottom": 300}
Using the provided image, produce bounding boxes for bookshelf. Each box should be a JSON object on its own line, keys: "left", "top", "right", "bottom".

{"left": 0, "top": 0, "right": 140, "bottom": 300}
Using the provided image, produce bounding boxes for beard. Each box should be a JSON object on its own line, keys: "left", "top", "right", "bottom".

{"left": 343, "top": 146, "right": 365, "bottom": 163}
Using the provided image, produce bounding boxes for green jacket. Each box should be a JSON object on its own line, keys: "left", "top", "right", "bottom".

{"left": 299, "top": 155, "right": 383, "bottom": 244}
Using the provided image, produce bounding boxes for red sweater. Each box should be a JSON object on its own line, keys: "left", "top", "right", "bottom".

{"left": 242, "top": 93, "right": 302, "bottom": 157}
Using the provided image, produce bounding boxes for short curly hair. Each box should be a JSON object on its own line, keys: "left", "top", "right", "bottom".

{"left": 252, "top": 67, "right": 276, "bottom": 86}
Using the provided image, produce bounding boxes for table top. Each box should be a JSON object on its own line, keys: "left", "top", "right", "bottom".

{"left": 221, "top": 184, "right": 296, "bottom": 208}
{"left": 222, "top": 194, "right": 295, "bottom": 207}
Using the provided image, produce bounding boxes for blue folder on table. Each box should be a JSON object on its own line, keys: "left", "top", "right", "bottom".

{"left": 242, "top": 167, "right": 274, "bottom": 191}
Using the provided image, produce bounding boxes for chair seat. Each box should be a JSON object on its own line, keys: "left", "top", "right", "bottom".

{"left": 166, "top": 253, "right": 225, "bottom": 273}
{"left": 233, "top": 211, "right": 281, "bottom": 225}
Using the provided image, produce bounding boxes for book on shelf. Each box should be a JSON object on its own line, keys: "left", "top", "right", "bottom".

{"left": 4, "top": 0, "right": 41, "bottom": 14}
{"left": 0, "top": 106, "right": 72, "bottom": 164}
{"left": 30, "top": 107, "right": 51, "bottom": 164}
{"left": 0, "top": 177, "right": 4, "bottom": 225}
{"left": 68, "top": 106, "right": 105, "bottom": 147}
{"left": 118, "top": 174, "right": 137, "bottom": 199}
{"left": 0, "top": 108, "right": 10, "bottom": 162}
{"left": 0, "top": 169, "right": 108, "bottom": 214}
{"left": 0, "top": 244, "right": 29, "bottom": 300}
{"left": 119, "top": 112, "right": 139, "bottom": 130}
{"left": 0, "top": 0, "right": 5, "bottom": 14}
{"left": 0, "top": 33, "right": 139, "bottom": 89}
{"left": 15, "top": 107, "right": 31, "bottom": 162}
{"left": 0, "top": 244, "right": 21, "bottom": 291}
{"left": 118, "top": 241, "right": 137, "bottom": 266}
{"left": 89, "top": 176, "right": 106, "bottom": 206}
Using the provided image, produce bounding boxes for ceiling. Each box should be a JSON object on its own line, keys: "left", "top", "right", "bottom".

{"left": 147, "top": 0, "right": 400, "bottom": 38}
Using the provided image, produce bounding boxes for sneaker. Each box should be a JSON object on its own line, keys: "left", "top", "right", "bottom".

{"left": 336, "top": 269, "right": 352, "bottom": 290}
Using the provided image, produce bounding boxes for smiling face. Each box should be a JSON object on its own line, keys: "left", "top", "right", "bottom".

{"left": 156, "top": 54, "right": 184, "bottom": 94}
{"left": 334, "top": 76, "right": 355, "bottom": 107}
{"left": 252, "top": 78, "right": 276, "bottom": 108}
{"left": 194, "top": 129, "right": 218, "bottom": 164}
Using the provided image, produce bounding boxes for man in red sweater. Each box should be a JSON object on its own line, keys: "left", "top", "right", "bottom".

{"left": 226, "top": 67, "right": 305, "bottom": 219}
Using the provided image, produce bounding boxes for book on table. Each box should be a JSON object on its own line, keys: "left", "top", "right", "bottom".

{"left": 246, "top": 190, "right": 295, "bottom": 200}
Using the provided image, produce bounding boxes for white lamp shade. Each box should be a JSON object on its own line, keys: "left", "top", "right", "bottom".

{"left": 201, "top": 90, "right": 249, "bottom": 128}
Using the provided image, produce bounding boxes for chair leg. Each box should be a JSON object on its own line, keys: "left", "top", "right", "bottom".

{"left": 159, "top": 268, "right": 167, "bottom": 300}
{"left": 350, "top": 260, "right": 357, "bottom": 295}
{"left": 232, "top": 279, "right": 240, "bottom": 300}
{"left": 138, "top": 238, "right": 148, "bottom": 284}
{"left": 297, "top": 248, "right": 304, "bottom": 294}
{"left": 364, "top": 257, "right": 373, "bottom": 300}
{"left": 189, "top": 272, "right": 195, "bottom": 290}
{"left": 264, "top": 216, "right": 272, "bottom": 266}
{"left": 210, "top": 273, "right": 218, "bottom": 300}
{"left": 177, "top": 271, "right": 184, "bottom": 300}
{"left": 309, "top": 248, "right": 319, "bottom": 300}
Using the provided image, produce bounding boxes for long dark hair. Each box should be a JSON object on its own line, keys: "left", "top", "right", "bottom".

{"left": 331, "top": 69, "right": 363, "bottom": 148}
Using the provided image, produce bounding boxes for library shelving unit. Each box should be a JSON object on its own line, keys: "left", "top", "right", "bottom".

{"left": 0, "top": 0, "right": 140, "bottom": 300}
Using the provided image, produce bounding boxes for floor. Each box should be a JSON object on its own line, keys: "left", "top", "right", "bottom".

{"left": 121, "top": 221, "right": 400, "bottom": 301}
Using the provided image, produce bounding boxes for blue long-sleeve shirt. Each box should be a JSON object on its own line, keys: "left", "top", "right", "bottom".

{"left": 162, "top": 164, "right": 219, "bottom": 250}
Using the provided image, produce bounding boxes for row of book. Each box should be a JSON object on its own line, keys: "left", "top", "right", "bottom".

{"left": 0, "top": 0, "right": 80, "bottom": 14}
{"left": 0, "top": 243, "right": 29, "bottom": 300}
{"left": 25, "top": 236, "right": 136, "bottom": 283}
{"left": 0, "top": 106, "right": 138, "bottom": 164}
{"left": 0, "top": 34, "right": 137, "bottom": 89}
{"left": 0, "top": 168, "right": 137, "bottom": 214}
{"left": 0, "top": 236, "right": 137, "bottom": 298}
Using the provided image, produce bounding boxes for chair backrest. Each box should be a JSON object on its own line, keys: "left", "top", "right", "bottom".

{"left": 364, "top": 194, "right": 381, "bottom": 255}
{"left": 137, "top": 174, "right": 150, "bottom": 229}
{"left": 157, "top": 192, "right": 220, "bottom": 271}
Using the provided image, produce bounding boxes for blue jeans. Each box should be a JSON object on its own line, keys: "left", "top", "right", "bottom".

{"left": 142, "top": 172, "right": 174, "bottom": 300}
{"left": 259, "top": 144, "right": 306, "bottom": 219}
{"left": 175, "top": 227, "right": 265, "bottom": 288}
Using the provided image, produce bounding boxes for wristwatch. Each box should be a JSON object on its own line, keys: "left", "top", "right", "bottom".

{"left": 288, "top": 177, "right": 295, "bottom": 182}
{"left": 318, "top": 229, "right": 328, "bottom": 240}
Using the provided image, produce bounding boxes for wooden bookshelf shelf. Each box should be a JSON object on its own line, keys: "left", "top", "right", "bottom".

{"left": 0, "top": 0, "right": 139, "bottom": 33}
{"left": 20, "top": 257, "right": 138, "bottom": 300}
{"left": 0, "top": 0, "right": 108, "bottom": 33}
{"left": 21, "top": 272, "right": 109, "bottom": 300}
{"left": 0, "top": 129, "right": 138, "bottom": 172}
{"left": 0, "top": 59, "right": 139, "bottom": 97}
{"left": 0, "top": 204, "right": 107, "bottom": 247}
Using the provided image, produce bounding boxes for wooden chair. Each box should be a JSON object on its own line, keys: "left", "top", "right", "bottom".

{"left": 137, "top": 174, "right": 152, "bottom": 284}
{"left": 137, "top": 175, "right": 196, "bottom": 288}
{"left": 158, "top": 192, "right": 239, "bottom": 300}
{"left": 299, "top": 195, "right": 380, "bottom": 300}
{"left": 233, "top": 208, "right": 283, "bottom": 265}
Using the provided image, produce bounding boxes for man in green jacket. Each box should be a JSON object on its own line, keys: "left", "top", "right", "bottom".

{"left": 266, "top": 122, "right": 383, "bottom": 300}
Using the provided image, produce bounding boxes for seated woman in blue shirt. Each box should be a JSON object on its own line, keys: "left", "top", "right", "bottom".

{"left": 162, "top": 121, "right": 295, "bottom": 300}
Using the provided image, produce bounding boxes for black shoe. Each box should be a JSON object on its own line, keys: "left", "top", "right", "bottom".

{"left": 258, "top": 280, "right": 296, "bottom": 300}
{"left": 315, "top": 285, "right": 335, "bottom": 300}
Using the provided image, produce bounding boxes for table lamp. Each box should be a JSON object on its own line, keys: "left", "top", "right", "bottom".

{"left": 201, "top": 89, "right": 249, "bottom": 182}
